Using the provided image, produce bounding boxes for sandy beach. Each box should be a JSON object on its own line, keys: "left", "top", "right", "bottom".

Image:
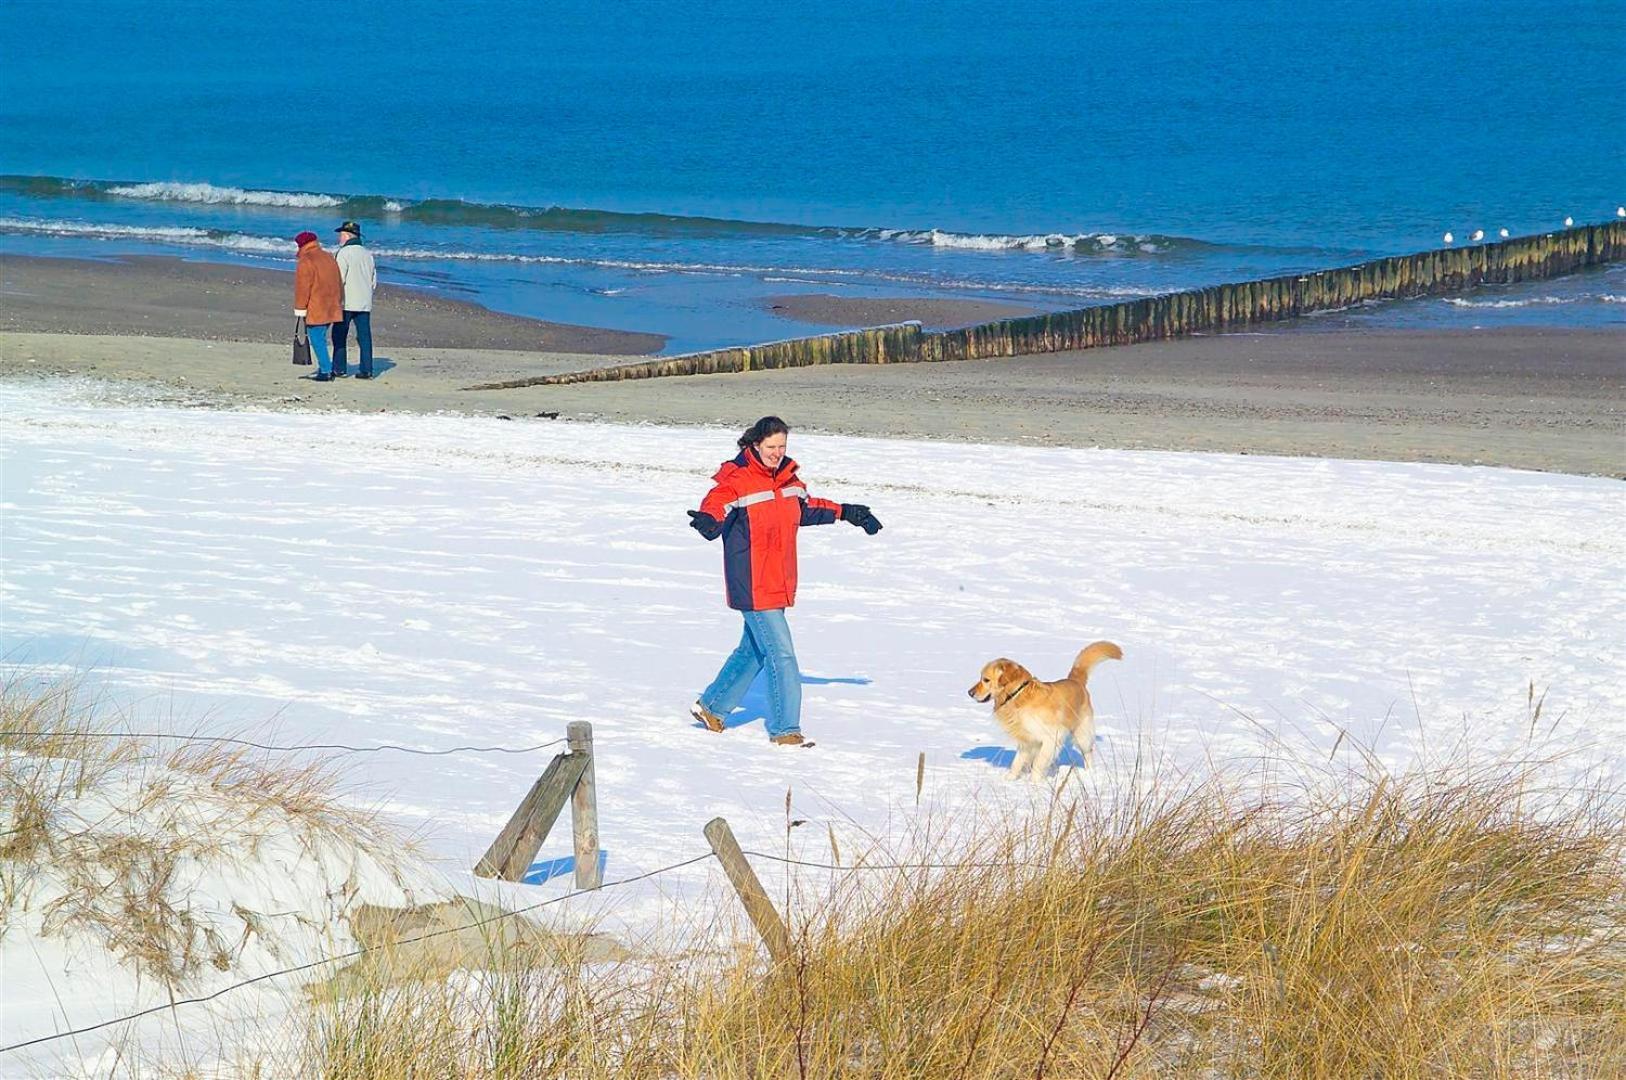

{"left": 3, "top": 254, "right": 1621, "bottom": 476}
{"left": 0, "top": 254, "right": 666, "bottom": 354}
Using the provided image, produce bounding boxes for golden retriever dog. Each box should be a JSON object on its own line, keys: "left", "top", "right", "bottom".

{"left": 967, "top": 641, "right": 1122, "bottom": 780}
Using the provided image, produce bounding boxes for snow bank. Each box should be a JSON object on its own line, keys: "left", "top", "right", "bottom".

{"left": 1, "top": 377, "right": 1622, "bottom": 1067}
{"left": 0, "top": 702, "right": 457, "bottom": 1074}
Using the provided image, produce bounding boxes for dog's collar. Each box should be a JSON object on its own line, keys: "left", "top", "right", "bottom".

{"left": 998, "top": 679, "right": 1033, "bottom": 709}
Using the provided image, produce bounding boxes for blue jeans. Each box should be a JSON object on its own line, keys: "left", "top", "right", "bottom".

{"left": 332, "top": 310, "right": 372, "bottom": 377}
{"left": 699, "top": 608, "right": 802, "bottom": 737}
{"left": 308, "top": 322, "right": 333, "bottom": 375}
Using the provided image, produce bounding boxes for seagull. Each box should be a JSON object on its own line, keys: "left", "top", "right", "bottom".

{"left": 1442, "top": 231, "right": 1454, "bottom": 244}
{"left": 1499, "top": 228, "right": 1510, "bottom": 238}
{"left": 1564, "top": 216, "right": 1574, "bottom": 227}
{"left": 1617, "top": 206, "right": 1625, "bottom": 218}
{"left": 1470, "top": 229, "right": 1484, "bottom": 242}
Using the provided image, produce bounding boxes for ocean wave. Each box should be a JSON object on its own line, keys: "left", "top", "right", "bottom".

{"left": 0, "top": 215, "right": 1156, "bottom": 301}
{"left": 873, "top": 228, "right": 1169, "bottom": 254}
{"left": 0, "top": 173, "right": 1210, "bottom": 255}
{"left": 105, "top": 181, "right": 346, "bottom": 209}
{"left": 0, "top": 217, "right": 307, "bottom": 258}
{"left": 1441, "top": 294, "right": 1622, "bottom": 309}
{"left": 0, "top": 217, "right": 218, "bottom": 243}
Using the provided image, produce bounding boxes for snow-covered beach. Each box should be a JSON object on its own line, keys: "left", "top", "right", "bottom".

{"left": 2, "top": 377, "right": 1623, "bottom": 1070}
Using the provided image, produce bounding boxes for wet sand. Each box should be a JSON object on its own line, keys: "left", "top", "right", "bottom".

{"left": 3, "top": 253, "right": 1622, "bottom": 476}
{"left": 5, "top": 324, "right": 1621, "bottom": 476}
{"left": 0, "top": 253, "right": 666, "bottom": 354}
{"left": 759, "top": 293, "right": 1041, "bottom": 328}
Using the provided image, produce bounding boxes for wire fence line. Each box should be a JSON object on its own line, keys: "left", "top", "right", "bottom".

{"left": 1, "top": 704, "right": 1060, "bottom": 1064}
{"left": 0, "top": 828, "right": 1046, "bottom": 1055}
{"left": 0, "top": 729, "right": 568, "bottom": 757}
{"left": 0, "top": 851, "right": 717, "bottom": 1055}
{"left": 1, "top": 732, "right": 566, "bottom": 847}
{"left": 740, "top": 849, "right": 1055, "bottom": 873}
{"left": 1, "top": 723, "right": 587, "bottom": 1054}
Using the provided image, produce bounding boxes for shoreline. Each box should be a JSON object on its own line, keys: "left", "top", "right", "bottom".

{"left": 757, "top": 293, "right": 1043, "bottom": 329}
{"left": 4, "top": 323, "right": 1621, "bottom": 477}
{"left": 0, "top": 253, "right": 667, "bottom": 355}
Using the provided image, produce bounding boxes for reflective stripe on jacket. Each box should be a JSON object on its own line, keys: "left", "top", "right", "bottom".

{"left": 699, "top": 449, "right": 842, "bottom": 611}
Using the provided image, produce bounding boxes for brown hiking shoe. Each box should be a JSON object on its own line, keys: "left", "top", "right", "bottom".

{"left": 689, "top": 701, "right": 726, "bottom": 732}
{"left": 770, "top": 732, "right": 807, "bottom": 747}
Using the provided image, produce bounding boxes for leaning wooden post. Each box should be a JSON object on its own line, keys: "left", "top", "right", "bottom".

{"left": 704, "top": 817, "right": 791, "bottom": 963}
{"left": 475, "top": 750, "right": 588, "bottom": 881}
{"left": 568, "top": 721, "right": 601, "bottom": 889}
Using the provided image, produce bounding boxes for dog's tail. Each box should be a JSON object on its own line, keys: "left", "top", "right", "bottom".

{"left": 1069, "top": 641, "right": 1123, "bottom": 682}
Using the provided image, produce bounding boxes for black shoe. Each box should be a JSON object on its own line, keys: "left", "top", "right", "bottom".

{"left": 312, "top": 372, "right": 333, "bottom": 382}
{"left": 334, "top": 370, "right": 350, "bottom": 378}
{"left": 355, "top": 372, "right": 374, "bottom": 380}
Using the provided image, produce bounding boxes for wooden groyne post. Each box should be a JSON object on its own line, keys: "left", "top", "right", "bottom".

{"left": 460, "top": 220, "right": 1625, "bottom": 390}
{"left": 464, "top": 321, "right": 925, "bottom": 391}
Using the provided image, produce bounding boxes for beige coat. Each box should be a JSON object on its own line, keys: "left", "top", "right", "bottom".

{"left": 336, "top": 239, "right": 377, "bottom": 312}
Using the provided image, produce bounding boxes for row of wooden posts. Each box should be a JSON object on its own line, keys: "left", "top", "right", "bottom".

{"left": 473, "top": 721, "right": 792, "bottom": 962}
{"left": 463, "top": 219, "right": 1625, "bottom": 391}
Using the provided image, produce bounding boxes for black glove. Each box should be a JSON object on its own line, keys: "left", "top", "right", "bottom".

{"left": 294, "top": 316, "right": 308, "bottom": 345}
{"left": 841, "top": 504, "right": 882, "bottom": 535}
{"left": 687, "top": 510, "right": 723, "bottom": 540}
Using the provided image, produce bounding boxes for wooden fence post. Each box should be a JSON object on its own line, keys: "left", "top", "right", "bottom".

{"left": 704, "top": 816, "right": 791, "bottom": 964}
{"left": 474, "top": 750, "right": 588, "bottom": 882}
{"left": 568, "top": 721, "right": 601, "bottom": 889}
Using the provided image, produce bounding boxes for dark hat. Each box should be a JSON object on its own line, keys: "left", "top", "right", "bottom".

{"left": 335, "top": 220, "right": 362, "bottom": 236}
{"left": 293, "top": 230, "right": 319, "bottom": 247}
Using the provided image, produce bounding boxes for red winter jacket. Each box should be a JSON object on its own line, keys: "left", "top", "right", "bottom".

{"left": 699, "top": 449, "right": 843, "bottom": 611}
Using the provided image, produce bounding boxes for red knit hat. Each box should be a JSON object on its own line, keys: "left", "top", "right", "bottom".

{"left": 293, "top": 230, "right": 318, "bottom": 247}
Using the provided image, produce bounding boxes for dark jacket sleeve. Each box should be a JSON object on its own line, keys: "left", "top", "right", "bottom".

{"left": 800, "top": 492, "right": 842, "bottom": 526}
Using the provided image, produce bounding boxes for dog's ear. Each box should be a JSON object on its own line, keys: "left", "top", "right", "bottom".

{"left": 988, "top": 659, "right": 1017, "bottom": 689}
{"left": 994, "top": 659, "right": 1032, "bottom": 689}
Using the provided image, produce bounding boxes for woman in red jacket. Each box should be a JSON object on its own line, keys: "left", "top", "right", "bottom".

{"left": 687, "top": 416, "right": 882, "bottom": 746}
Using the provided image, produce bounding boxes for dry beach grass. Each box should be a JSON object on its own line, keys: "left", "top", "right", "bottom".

{"left": 5, "top": 692, "right": 1623, "bottom": 1077}
{"left": 290, "top": 746, "right": 1624, "bottom": 1077}
{"left": 0, "top": 682, "right": 398, "bottom": 996}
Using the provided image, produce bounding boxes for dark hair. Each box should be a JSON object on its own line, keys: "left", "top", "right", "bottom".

{"left": 737, "top": 415, "right": 790, "bottom": 450}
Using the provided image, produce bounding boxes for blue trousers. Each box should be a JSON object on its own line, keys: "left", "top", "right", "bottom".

{"left": 308, "top": 322, "right": 334, "bottom": 375}
{"left": 331, "top": 310, "right": 372, "bottom": 377}
{"left": 699, "top": 608, "right": 802, "bottom": 737}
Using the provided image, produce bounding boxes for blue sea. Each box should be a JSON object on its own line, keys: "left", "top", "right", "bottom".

{"left": 1, "top": 0, "right": 1622, "bottom": 351}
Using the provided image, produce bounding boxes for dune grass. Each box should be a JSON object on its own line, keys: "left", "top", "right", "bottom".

{"left": 0, "top": 679, "right": 395, "bottom": 993}
{"left": 5, "top": 679, "right": 1620, "bottom": 1076}
{"left": 295, "top": 752, "right": 1624, "bottom": 1079}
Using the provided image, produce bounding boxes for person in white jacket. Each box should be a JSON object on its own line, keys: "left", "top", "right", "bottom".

{"left": 331, "top": 220, "right": 379, "bottom": 379}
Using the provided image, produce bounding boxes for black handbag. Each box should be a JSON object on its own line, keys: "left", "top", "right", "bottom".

{"left": 292, "top": 316, "right": 312, "bottom": 366}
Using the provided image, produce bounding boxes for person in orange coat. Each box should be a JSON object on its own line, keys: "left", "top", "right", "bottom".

{"left": 292, "top": 231, "right": 344, "bottom": 381}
